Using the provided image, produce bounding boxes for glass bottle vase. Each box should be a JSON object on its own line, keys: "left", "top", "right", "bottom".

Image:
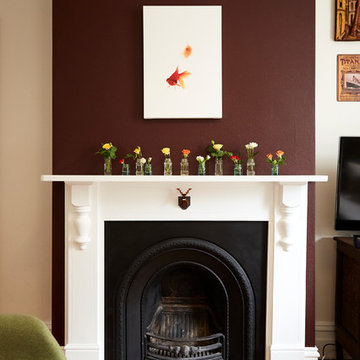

{"left": 122, "top": 163, "right": 130, "bottom": 176}
{"left": 215, "top": 157, "right": 223, "bottom": 176}
{"left": 145, "top": 163, "right": 152, "bottom": 176}
{"left": 198, "top": 163, "right": 206, "bottom": 175}
{"left": 246, "top": 158, "right": 255, "bottom": 176}
{"left": 271, "top": 164, "right": 279, "bottom": 175}
{"left": 104, "top": 157, "right": 112, "bottom": 175}
{"left": 135, "top": 159, "right": 144, "bottom": 175}
{"left": 180, "top": 158, "right": 189, "bottom": 176}
{"left": 234, "top": 163, "right": 242, "bottom": 176}
{"left": 164, "top": 157, "right": 172, "bottom": 176}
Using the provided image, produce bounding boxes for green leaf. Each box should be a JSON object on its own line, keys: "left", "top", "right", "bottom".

{"left": 206, "top": 145, "right": 214, "bottom": 153}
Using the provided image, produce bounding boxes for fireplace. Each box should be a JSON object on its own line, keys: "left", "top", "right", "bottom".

{"left": 105, "top": 221, "right": 268, "bottom": 360}
{"left": 41, "top": 175, "right": 327, "bottom": 360}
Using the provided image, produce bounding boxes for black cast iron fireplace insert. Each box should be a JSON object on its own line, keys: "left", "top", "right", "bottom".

{"left": 105, "top": 221, "right": 268, "bottom": 360}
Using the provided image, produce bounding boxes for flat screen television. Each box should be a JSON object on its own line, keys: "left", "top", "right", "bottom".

{"left": 335, "top": 137, "right": 360, "bottom": 231}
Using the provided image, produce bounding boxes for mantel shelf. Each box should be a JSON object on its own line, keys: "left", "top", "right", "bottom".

{"left": 41, "top": 174, "right": 328, "bottom": 184}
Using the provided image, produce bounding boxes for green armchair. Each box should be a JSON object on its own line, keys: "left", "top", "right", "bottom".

{"left": 0, "top": 314, "right": 65, "bottom": 360}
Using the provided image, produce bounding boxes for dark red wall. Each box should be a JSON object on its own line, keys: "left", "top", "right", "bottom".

{"left": 53, "top": 0, "right": 315, "bottom": 345}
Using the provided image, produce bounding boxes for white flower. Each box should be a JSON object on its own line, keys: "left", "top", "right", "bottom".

{"left": 140, "top": 157, "right": 146, "bottom": 164}
{"left": 148, "top": 157, "right": 152, "bottom": 163}
{"left": 206, "top": 155, "right": 211, "bottom": 160}
{"left": 245, "top": 142, "right": 258, "bottom": 149}
{"left": 196, "top": 156, "right": 204, "bottom": 162}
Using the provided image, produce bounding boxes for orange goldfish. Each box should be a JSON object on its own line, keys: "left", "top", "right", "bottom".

{"left": 182, "top": 44, "right": 192, "bottom": 58}
{"left": 166, "top": 66, "right": 191, "bottom": 88}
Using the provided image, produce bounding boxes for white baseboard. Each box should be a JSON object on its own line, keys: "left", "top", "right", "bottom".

{"left": 315, "top": 321, "right": 351, "bottom": 359}
{"left": 270, "top": 345, "right": 320, "bottom": 360}
{"left": 305, "top": 346, "right": 321, "bottom": 359}
{"left": 64, "top": 344, "right": 99, "bottom": 360}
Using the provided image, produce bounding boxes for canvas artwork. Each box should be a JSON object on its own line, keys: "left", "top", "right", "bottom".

{"left": 143, "top": 6, "right": 222, "bottom": 119}
{"left": 337, "top": 55, "right": 360, "bottom": 101}
{"left": 336, "top": 0, "right": 360, "bottom": 40}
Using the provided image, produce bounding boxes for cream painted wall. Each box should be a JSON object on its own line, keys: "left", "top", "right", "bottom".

{"left": 315, "top": 0, "right": 360, "bottom": 355}
{"left": 0, "top": 0, "right": 52, "bottom": 324}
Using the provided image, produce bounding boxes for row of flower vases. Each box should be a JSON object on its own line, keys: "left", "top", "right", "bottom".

{"left": 104, "top": 157, "right": 279, "bottom": 175}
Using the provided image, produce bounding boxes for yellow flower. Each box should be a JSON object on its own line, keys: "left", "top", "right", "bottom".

{"left": 102, "top": 143, "right": 112, "bottom": 150}
{"left": 161, "top": 147, "right": 170, "bottom": 156}
{"left": 213, "top": 144, "right": 223, "bottom": 151}
{"left": 134, "top": 147, "right": 140, "bottom": 154}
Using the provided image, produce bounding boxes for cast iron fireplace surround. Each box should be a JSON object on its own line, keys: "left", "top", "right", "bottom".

{"left": 105, "top": 221, "right": 267, "bottom": 360}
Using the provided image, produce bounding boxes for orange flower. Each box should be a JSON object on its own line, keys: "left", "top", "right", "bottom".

{"left": 276, "top": 150, "right": 284, "bottom": 158}
{"left": 182, "top": 149, "right": 191, "bottom": 157}
{"left": 266, "top": 153, "right": 273, "bottom": 160}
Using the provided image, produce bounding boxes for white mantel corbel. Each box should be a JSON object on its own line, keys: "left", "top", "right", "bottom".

{"left": 70, "top": 184, "right": 92, "bottom": 250}
{"left": 277, "top": 182, "right": 305, "bottom": 251}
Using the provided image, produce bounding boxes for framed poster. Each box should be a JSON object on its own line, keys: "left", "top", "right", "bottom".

{"left": 143, "top": 6, "right": 222, "bottom": 119}
{"left": 337, "top": 55, "right": 360, "bottom": 101}
{"left": 335, "top": 0, "right": 360, "bottom": 41}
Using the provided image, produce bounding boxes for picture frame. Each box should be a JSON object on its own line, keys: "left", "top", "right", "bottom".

{"left": 335, "top": 0, "right": 360, "bottom": 41}
{"left": 143, "top": 6, "right": 222, "bottom": 119}
{"left": 337, "top": 55, "right": 360, "bottom": 101}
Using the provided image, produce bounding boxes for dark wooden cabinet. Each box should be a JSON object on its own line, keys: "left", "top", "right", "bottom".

{"left": 334, "top": 237, "right": 360, "bottom": 360}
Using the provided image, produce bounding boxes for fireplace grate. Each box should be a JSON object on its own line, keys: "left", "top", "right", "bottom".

{"left": 145, "top": 332, "right": 224, "bottom": 359}
{"left": 145, "top": 297, "right": 225, "bottom": 360}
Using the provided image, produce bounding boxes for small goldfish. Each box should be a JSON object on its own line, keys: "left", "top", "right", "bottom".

{"left": 182, "top": 44, "right": 192, "bottom": 58}
{"left": 166, "top": 66, "right": 191, "bottom": 88}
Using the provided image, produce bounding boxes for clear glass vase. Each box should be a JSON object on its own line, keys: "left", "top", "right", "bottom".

{"left": 122, "top": 163, "right": 130, "bottom": 176}
{"left": 246, "top": 158, "right": 255, "bottom": 176}
{"left": 145, "top": 163, "right": 152, "bottom": 176}
{"left": 271, "top": 164, "right": 279, "bottom": 175}
{"left": 136, "top": 159, "right": 144, "bottom": 175}
{"left": 198, "top": 163, "right": 206, "bottom": 175}
{"left": 180, "top": 158, "right": 189, "bottom": 176}
{"left": 215, "top": 157, "right": 223, "bottom": 176}
{"left": 104, "top": 157, "right": 112, "bottom": 175}
{"left": 164, "top": 157, "right": 172, "bottom": 175}
{"left": 234, "top": 163, "right": 242, "bottom": 176}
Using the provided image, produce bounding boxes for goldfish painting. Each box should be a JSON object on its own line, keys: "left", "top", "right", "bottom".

{"left": 166, "top": 66, "right": 191, "bottom": 88}
{"left": 182, "top": 44, "right": 192, "bottom": 58}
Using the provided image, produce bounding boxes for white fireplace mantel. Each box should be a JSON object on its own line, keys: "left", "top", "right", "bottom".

{"left": 42, "top": 175, "right": 327, "bottom": 360}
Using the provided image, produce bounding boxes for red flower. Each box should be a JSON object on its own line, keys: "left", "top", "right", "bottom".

{"left": 276, "top": 150, "right": 284, "bottom": 158}
{"left": 119, "top": 159, "right": 124, "bottom": 164}
{"left": 231, "top": 155, "right": 239, "bottom": 161}
{"left": 266, "top": 153, "right": 273, "bottom": 160}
